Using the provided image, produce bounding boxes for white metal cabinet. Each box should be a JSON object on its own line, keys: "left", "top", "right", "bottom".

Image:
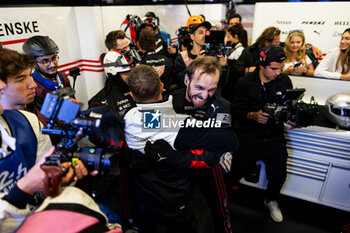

{"left": 240, "top": 125, "right": 350, "bottom": 212}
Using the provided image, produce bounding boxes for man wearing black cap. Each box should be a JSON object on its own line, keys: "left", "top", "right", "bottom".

{"left": 229, "top": 45, "right": 293, "bottom": 223}
{"left": 175, "top": 15, "right": 211, "bottom": 88}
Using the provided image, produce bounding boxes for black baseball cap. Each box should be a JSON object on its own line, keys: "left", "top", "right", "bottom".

{"left": 259, "top": 45, "right": 286, "bottom": 66}
{"left": 189, "top": 21, "right": 212, "bottom": 34}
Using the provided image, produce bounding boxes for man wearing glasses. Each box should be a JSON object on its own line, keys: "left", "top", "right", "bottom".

{"left": 22, "top": 36, "right": 71, "bottom": 115}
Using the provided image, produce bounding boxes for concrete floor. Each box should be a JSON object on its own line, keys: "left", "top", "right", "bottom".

{"left": 195, "top": 184, "right": 349, "bottom": 233}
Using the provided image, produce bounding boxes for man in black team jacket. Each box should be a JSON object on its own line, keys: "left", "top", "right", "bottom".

{"left": 88, "top": 49, "right": 138, "bottom": 118}
{"left": 229, "top": 45, "right": 293, "bottom": 223}
{"left": 138, "top": 28, "right": 173, "bottom": 91}
{"left": 172, "top": 56, "right": 233, "bottom": 233}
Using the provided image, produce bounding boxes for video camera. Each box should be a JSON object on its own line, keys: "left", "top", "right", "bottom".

{"left": 262, "top": 88, "right": 318, "bottom": 127}
{"left": 204, "top": 30, "right": 232, "bottom": 57}
{"left": 174, "top": 25, "right": 192, "bottom": 50}
{"left": 40, "top": 88, "right": 116, "bottom": 196}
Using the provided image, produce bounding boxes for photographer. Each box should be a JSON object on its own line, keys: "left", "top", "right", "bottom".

{"left": 22, "top": 36, "right": 71, "bottom": 124}
{"left": 0, "top": 49, "right": 90, "bottom": 233}
{"left": 175, "top": 15, "right": 211, "bottom": 88}
{"left": 229, "top": 45, "right": 293, "bottom": 223}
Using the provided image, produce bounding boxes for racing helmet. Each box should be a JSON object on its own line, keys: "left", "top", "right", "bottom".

{"left": 23, "top": 36, "right": 59, "bottom": 57}
{"left": 103, "top": 49, "right": 141, "bottom": 77}
{"left": 186, "top": 15, "right": 211, "bottom": 34}
{"left": 141, "top": 16, "right": 159, "bottom": 29}
{"left": 144, "top": 12, "right": 160, "bottom": 27}
{"left": 325, "top": 92, "right": 350, "bottom": 128}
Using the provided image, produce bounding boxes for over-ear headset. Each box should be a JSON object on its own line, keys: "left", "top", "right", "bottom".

{"left": 258, "top": 45, "right": 274, "bottom": 67}
{"left": 258, "top": 44, "right": 286, "bottom": 67}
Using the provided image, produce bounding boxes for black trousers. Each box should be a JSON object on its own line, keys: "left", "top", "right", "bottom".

{"left": 192, "top": 164, "right": 232, "bottom": 233}
{"left": 135, "top": 200, "right": 197, "bottom": 233}
{"left": 229, "top": 136, "right": 288, "bottom": 201}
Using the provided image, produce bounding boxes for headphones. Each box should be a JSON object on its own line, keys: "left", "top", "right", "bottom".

{"left": 258, "top": 45, "right": 273, "bottom": 67}
{"left": 258, "top": 45, "right": 285, "bottom": 67}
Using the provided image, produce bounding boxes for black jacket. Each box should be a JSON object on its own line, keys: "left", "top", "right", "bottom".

{"left": 233, "top": 43, "right": 260, "bottom": 79}
{"left": 88, "top": 75, "right": 135, "bottom": 118}
{"left": 172, "top": 88, "right": 231, "bottom": 126}
{"left": 232, "top": 69, "right": 293, "bottom": 142}
{"left": 139, "top": 50, "right": 173, "bottom": 90}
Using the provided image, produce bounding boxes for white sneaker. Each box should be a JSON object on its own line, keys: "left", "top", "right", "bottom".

{"left": 264, "top": 199, "right": 283, "bottom": 223}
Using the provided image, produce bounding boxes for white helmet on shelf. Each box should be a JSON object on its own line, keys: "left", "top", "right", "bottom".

{"left": 325, "top": 92, "right": 350, "bottom": 128}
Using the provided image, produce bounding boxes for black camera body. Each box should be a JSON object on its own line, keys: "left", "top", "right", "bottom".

{"left": 263, "top": 88, "right": 318, "bottom": 127}
{"left": 175, "top": 25, "right": 192, "bottom": 50}
{"left": 40, "top": 88, "right": 113, "bottom": 173}
{"left": 205, "top": 30, "right": 231, "bottom": 57}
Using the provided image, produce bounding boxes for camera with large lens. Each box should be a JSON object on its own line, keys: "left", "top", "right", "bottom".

{"left": 174, "top": 25, "right": 192, "bottom": 50}
{"left": 204, "top": 30, "right": 232, "bottom": 57}
{"left": 263, "top": 88, "right": 318, "bottom": 127}
{"left": 40, "top": 87, "right": 115, "bottom": 174}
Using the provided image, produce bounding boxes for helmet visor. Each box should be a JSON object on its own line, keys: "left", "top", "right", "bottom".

{"left": 330, "top": 106, "right": 350, "bottom": 117}
{"left": 103, "top": 49, "right": 140, "bottom": 68}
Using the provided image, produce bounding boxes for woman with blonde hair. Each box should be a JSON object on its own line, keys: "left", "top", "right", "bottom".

{"left": 283, "top": 30, "right": 315, "bottom": 76}
{"left": 314, "top": 28, "right": 350, "bottom": 80}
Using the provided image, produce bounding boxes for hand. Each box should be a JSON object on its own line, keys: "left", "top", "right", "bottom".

{"left": 286, "top": 120, "right": 297, "bottom": 129}
{"left": 198, "top": 49, "right": 206, "bottom": 57}
{"left": 294, "top": 64, "right": 307, "bottom": 74}
{"left": 17, "top": 147, "right": 74, "bottom": 195}
{"left": 311, "top": 46, "right": 323, "bottom": 58}
{"left": 217, "top": 54, "right": 228, "bottom": 67}
{"left": 154, "top": 65, "right": 165, "bottom": 77}
{"left": 284, "top": 65, "right": 294, "bottom": 74}
{"left": 145, "top": 139, "right": 174, "bottom": 163}
{"left": 168, "top": 42, "right": 177, "bottom": 54}
{"left": 340, "top": 72, "right": 350, "bottom": 80}
{"left": 246, "top": 66, "right": 256, "bottom": 74}
{"left": 252, "top": 110, "right": 270, "bottom": 124}
{"left": 73, "top": 160, "right": 98, "bottom": 181}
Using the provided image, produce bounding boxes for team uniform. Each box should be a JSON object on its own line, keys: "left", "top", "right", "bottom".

{"left": 124, "top": 95, "right": 237, "bottom": 233}
{"left": 88, "top": 75, "right": 135, "bottom": 118}
{"left": 172, "top": 88, "right": 234, "bottom": 233}
{"left": 139, "top": 50, "right": 173, "bottom": 91}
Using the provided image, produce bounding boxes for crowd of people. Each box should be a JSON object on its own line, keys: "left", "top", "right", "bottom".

{"left": 0, "top": 9, "right": 349, "bottom": 233}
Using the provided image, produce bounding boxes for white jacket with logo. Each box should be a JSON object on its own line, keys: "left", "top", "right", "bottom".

{"left": 124, "top": 95, "right": 188, "bottom": 153}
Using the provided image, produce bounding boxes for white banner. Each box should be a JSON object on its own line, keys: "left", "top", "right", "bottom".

{"left": 252, "top": 2, "right": 350, "bottom": 53}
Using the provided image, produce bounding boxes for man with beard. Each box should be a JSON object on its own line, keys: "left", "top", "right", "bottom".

{"left": 22, "top": 36, "right": 71, "bottom": 121}
{"left": 172, "top": 56, "right": 233, "bottom": 233}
